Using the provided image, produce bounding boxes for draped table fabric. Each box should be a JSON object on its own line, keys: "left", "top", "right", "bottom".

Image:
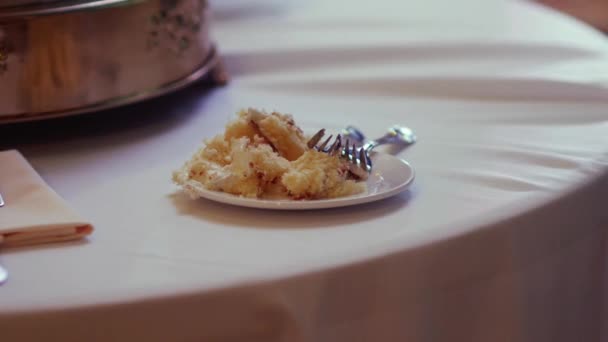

{"left": 1, "top": 0, "right": 608, "bottom": 341}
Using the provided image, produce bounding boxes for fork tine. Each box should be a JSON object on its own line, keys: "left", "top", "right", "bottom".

{"left": 317, "top": 134, "right": 333, "bottom": 151}
{"left": 307, "top": 129, "right": 326, "bottom": 149}
{"left": 308, "top": 130, "right": 372, "bottom": 178}
{"left": 344, "top": 140, "right": 350, "bottom": 160}
{"left": 346, "top": 145, "right": 369, "bottom": 180}
{"left": 349, "top": 141, "right": 357, "bottom": 162}
{"left": 306, "top": 128, "right": 375, "bottom": 179}
{"left": 342, "top": 138, "right": 350, "bottom": 158}
{"left": 329, "top": 135, "right": 342, "bottom": 155}
{"left": 359, "top": 147, "right": 371, "bottom": 172}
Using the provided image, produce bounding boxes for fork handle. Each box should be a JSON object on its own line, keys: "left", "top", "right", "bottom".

{"left": 362, "top": 135, "right": 398, "bottom": 152}
{"left": 362, "top": 126, "right": 416, "bottom": 152}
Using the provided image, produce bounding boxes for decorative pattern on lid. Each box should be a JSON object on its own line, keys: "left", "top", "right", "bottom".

{"left": 147, "top": 0, "right": 207, "bottom": 56}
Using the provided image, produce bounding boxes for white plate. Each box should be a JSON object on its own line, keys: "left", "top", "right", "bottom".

{"left": 195, "top": 154, "right": 414, "bottom": 210}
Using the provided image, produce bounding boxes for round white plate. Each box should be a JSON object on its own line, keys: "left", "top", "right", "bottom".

{"left": 195, "top": 154, "right": 414, "bottom": 210}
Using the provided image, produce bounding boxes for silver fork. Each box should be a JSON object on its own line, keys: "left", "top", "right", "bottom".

{"left": 307, "top": 130, "right": 367, "bottom": 179}
{"left": 307, "top": 126, "right": 417, "bottom": 179}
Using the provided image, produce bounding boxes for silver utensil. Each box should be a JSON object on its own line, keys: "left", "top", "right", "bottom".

{"left": 0, "top": 263, "right": 7, "bottom": 285}
{"left": 307, "top": 125, "right": 417, "bottom": 179}
{"left": 0, "top": 192, "right": 4, "bottom": 207}
{"left": 341, "top": 126, "right": 367, "bottom": 144}
{"left": 307, "top": 131, "right": 373, "bottom": 179}
{"left": 360, "top": 125, "right": 417, "bottom": 167}
{"left": 342, "top": 125, "right": 417, "bottom": 146}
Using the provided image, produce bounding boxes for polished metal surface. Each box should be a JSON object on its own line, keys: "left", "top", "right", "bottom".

{"left": 0, "top": 192, "right": 4, "bottom": 207}
{"left": 308, "top": 126, "right": 417, "bottom": 179}
{"left": 341, "top": 125, "right": 367, "bottom": 145}
{"left": 0, "top": 263, "right": 7, "bottom": 285}
{"left": 0, "top": 0, "right": 216, "bottom": 122}
{"left": 2, "top": 47, "right": 220, "bottom": 123}
{"left": 307, "top": 129, "right": 371, "bottom": 179}
{"left": 362, "top": 125, "right": 418, "bottom": 150}
{"left": 359, "top": 125, "right": 417, "bottom": 173}
{"left": 0, "top": 0, "right": 129, "bottom": 8}
{"left": 0, "top": 0, "right": 140, "bottom": 17}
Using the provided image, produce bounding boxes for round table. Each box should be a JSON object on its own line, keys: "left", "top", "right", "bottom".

{"left": 1, "top": 0, "right": 607, "bottom": 341}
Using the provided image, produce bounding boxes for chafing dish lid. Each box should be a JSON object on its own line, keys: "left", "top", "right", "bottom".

{"left": 0, "top": 0, "right": 139, "bottom": 18}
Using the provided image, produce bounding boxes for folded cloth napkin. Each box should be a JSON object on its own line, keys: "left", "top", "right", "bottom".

{"left": 0, "top": 150, "right": 93, "bottom": 248}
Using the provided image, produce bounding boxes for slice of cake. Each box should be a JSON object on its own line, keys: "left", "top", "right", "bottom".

{"left": 173, "top": 108, "right": 366, "bottom": 200}
{"left": 247, "top": 108, "right": 308, "bottom": 161}
{"left": 282, "top": 150, "right": 365, "bottom": 199}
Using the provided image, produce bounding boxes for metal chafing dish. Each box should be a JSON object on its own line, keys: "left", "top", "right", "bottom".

{"left": 0, "top": 0, "right": 224, "bottom": 123}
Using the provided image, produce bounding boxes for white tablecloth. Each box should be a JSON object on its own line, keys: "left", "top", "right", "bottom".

{"left": 1, "top": 0, "right": 608, "bottom": 341}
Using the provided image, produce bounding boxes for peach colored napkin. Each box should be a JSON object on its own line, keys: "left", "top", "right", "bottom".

{"left": 0, "top": 150, "right": 93, "bottom": 248}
